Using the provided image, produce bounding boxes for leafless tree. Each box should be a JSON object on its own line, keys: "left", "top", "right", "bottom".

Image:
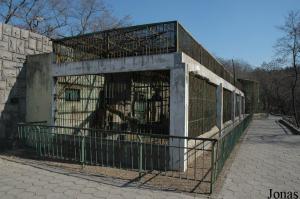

{"left": 21, "top": 0, "right": 69, "bottom": 36}
{"left": 67, "top": 0, "right": 130, "bottom": 35}
{"left": 0, "top": 0, "right": 28, "bottom": 24}
{"left": 218, "top": 57, "right": 254, "bottom": 79}
{"left": 0, "top": 0, "right": 70, "bottom": 36}
{"left": 0, "top": 0, "right": 130, "bottom": 37}
{"left": 275, "top": 10, "right": 300, "bottom": 127}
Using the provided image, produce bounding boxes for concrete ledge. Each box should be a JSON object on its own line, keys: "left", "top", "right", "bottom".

{"left": 278, "top": 119, "right": 300, "bottom": 135}
{"left": 52, "top": 53, "right": 177, "bottom": 76}
{"left": 181, "top": 52, "right": 244, "bottom": 96}
{"left": 253, "top": 113, "right": 269, "bottom": 119}
{"left": 219, "top": 115, "right": 250, "bottom": 140}
{"left": 223, "top": 120, "right": 233, "bottom": 129}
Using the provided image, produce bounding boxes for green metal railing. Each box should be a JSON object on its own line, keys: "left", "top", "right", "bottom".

{"left": 17, "top": 115, "right": 252, "bottom": 194}
{"left": 211, "top": 115, "right": 252, "bottom": 186}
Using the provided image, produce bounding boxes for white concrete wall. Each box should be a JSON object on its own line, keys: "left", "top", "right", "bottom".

{"left": 181, "top": 53, "right": 244, "bottom": 97}
{"left": 52, "top": 53, "right": 176, "bottom": 77}
{"left": 26, "top": 53, "right": 55, "bottom": 125}
{"left": 169, "top": 63, "right": 189, "bottom": 171}
{"left": 216, "top": 83, "right": 223, "bottom": 133}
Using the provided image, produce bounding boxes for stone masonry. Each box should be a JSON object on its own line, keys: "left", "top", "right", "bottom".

{"left": 0, "top": 23, "right": 52, "bottom": 147}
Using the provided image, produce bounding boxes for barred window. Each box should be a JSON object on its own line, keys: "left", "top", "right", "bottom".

{"left": 65, "top": 89, "right": 80, "bottom": 101}
{"left": 56, "top": 71, "right": 170, "bottom": 135}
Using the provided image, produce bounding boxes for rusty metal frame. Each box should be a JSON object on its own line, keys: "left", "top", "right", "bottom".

{"left": 53, "top": 21, "right": 242, "bottom": 89}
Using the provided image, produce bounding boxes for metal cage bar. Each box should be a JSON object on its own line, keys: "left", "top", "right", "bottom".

{"left": 55, "top": 71, "right": 170, "bottom": 135}
{"left": 188, "top": 73, "right": 217, "bottom": 137}
{"left": 53, "top": 21, "right": 242, "bottom": 90}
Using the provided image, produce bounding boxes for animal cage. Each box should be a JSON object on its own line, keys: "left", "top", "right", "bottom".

{"left": 188, "top": 73, "right": 217, "bottom": 137}
{"left": 53, "top": 21, "right": 242, "bottom": 90}
{"left": 54, "top": 70, "right": 170, "bottom": 135}
{"left": 223, "top": 89, "right": 232, "bottom": 123}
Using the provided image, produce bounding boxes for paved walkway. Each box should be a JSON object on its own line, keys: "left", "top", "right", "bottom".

{"left": 214, "top": 116, "right": 300, "bottom": 199}
{"left": 0, "top": 158, "right": 198, "bottom": 199}
{"left": 0, "top": 116, "right": 299, "bottom": 199}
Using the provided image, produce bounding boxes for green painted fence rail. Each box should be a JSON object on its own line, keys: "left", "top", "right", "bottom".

{"left": 211, "top": 114, "right": 253, "bottom": 187}
{"left": 17, "top": 115, "right": 252, "bottom": 194}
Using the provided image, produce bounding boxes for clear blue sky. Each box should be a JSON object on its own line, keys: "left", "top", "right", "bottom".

{"left": 110, "top": 0, "right": 300, "bottom": 67}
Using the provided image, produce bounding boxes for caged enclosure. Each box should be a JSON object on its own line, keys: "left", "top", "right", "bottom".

{"left": 55, "top": 71, "right": 170, "bottom": 134}
{"left": 20, "top": 20, "right": 251, "bottom": 194}
{"left": 188, "top": 72, "right": 217, "bottom": 137}
{"left": 51, "top": 70, "right": 171, "bottom": 170}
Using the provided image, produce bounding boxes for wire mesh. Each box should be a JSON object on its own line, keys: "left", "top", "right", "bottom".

{"left": 54, "top": 21, "right": 177, "bottom": 63}
{"left": 176, "top": 24, "right": 242, "bottom": 89}
{"left": 53, "top": 21, "right": 242, "bottom": 90}
{"left": 188, "top": 73, "right": 217, "bottom": 137}
{"left": 55, "top": 71, "right": 170, "bottom": 135}
{"left": 223, "top": 89, "right": 232, "bottom": 123}
{"left": 235, "top": 94, "right": 241, "bottom": 117}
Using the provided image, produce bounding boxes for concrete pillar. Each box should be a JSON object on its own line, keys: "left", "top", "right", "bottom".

{"left": 51, "top": 77, "right": 57, "bottom": 126}
{"left": 169, "top": 63, "right": 188, "bottom": 171}
{"left": 216, "top": 83, "right": 223, "bottom": 135}
{"left": 26, "top": 53, "right": 54, "bottom": 125}
{"left": 231, "top": 91, "right": 236, "bottom": 123}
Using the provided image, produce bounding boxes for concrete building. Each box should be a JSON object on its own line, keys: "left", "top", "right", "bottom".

{"left": 0, "top": 23, "right": 52, "bottom": 149}
{"left": 22, "top": 21, "right": 247, "bottom": 171}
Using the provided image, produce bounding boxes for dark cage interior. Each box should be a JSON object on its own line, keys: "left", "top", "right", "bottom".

{"left": 235, "top": 94, "right": 241, "bottom": 117}
{"left": 223, "top": 89, "right": 232, "bottom": 123}
{"left": 55, "top": 70, "right": 170, "bottom": 135}
{"left": 188, "top": 72, "right": 217, "bottom": 137}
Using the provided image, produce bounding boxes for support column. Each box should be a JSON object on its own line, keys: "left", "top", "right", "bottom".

{"left": 169, "top": 63, "right": 188, "bottom": 171}
{"left": 51, "top": 77, "right": 57, "bottom": 126}
{"left": 25, "top": 53, "right": 55, "bottom": 125}
{"left": 216, "top": 83, "right": 223, "bottom": 135}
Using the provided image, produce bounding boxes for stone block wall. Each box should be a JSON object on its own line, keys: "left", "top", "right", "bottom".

{"left": 0, "top": 23, "right": 52, "bottom": 148}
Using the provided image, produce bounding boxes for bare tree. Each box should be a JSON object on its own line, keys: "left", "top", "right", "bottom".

{"left": 218, "top": 57, "right": 254, "bottom": 79}
{"left": 68, "top": 0, "right": 130, "bottom": 36}
{"left": 21, "top": 0, "right": 70, "bottom": 36}
{"left": 0, "top": 0, "right": 28, "bottom": 24}
{"left": 0, "top": 0, "right": 70, "bottom": 36}
{"left": 0, "top": 0, "right": 131, "bottom": 37}
{"left": 275, "top": 10, "right": 300, "bottom": 127}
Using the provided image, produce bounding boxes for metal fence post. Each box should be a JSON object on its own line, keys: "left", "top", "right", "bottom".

{"left": 137, "top": 135, "right": 143, "bottom": 178}
{"left": 18, "top": 125, "right": 20, "bottom": 140}
{"left": 210, "top": 140, "right": 216, "bottom": 194}
{"left": 81, "top": 131, "right": 86, "bottom": 168}
{"left": 38, "top": 126, "right": 42, "bottom": 157}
